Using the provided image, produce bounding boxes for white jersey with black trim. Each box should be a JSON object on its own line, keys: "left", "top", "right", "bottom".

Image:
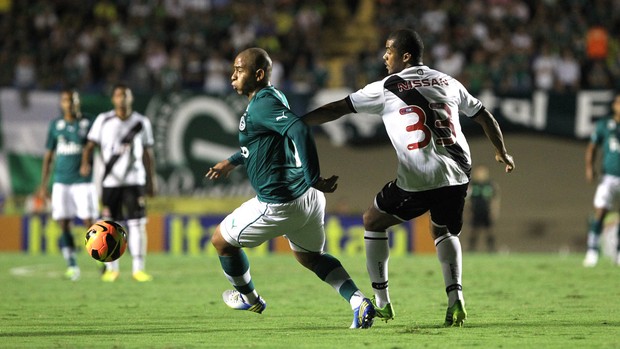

{"left": 348, "top": 65, "right": 483, "bottom": 192}
{"left": 87, "top": 110, "right": 154, "bottom": 188}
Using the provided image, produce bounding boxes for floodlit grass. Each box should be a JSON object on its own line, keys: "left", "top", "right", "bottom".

{"left": 1, "top": 252, "right": 619, "bottom": 348}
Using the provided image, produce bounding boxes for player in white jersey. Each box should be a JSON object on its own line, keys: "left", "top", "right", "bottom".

{"left": 81, "top": 83, "right": 156, "bottom": 282}
{"left": 304, "top": 29, "right": 515, "bottom": 327}
{"left": 37, "top": 89, "right": 99, "bottom": 281}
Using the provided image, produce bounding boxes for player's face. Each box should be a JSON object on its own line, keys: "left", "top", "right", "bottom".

{"left": 112, "top": 87, "right": 133, "bottom": 111}
{"left": 231, "top": 54, "right": 256, "bottom": 97}
{"left": 383, "top": 39, "right": 407, "bottom": 74}
{"left": 60, "top": 92, "right": 78, "bottom": 117}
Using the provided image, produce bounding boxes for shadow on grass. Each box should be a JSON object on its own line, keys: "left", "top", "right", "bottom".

{"left": 396, "top": 319, "right": 620, "bottom": 334}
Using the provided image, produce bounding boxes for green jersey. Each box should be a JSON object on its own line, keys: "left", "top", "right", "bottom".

{"left": 592, "top": 117, "right": 620, "bottom": 177}
{"left": 229, "top": 86, "right": 320, "bottom": 203}
{"left": 45, "top": 115, "right": 94, "bottom": 184}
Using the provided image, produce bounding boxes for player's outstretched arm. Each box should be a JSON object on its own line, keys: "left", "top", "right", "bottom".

{"left": 206, "top": 159, "right": 236, "bottom": 180}
{"left": 472, "top": 109, "right": 515, "bottom": 173}
{"left": 303, "top": 99, "right": 354, "bottom": 126}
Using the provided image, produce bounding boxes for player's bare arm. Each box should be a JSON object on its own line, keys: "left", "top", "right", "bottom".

{"left": 143, "top": 147, "right": 157, "bottom": 196}
{"left": 38, "top": 150, "right": 54, "bottom": 198}
{"left": 312, "top": 175, "right": 339, "bottom": 193}
{"left": 472, "top": 109, "right": 515, "bottom": 173}
{"left": 585, "top": 142, "right": 597, "bottom": 183}
{"left": 80, "top": 140, "right": 96, "bottom": 177}
{"left": 206, "top": 159, "right": 236, "bottom": 180}
{"left": 303, "top": 99, "right": 354, "bottom": 126}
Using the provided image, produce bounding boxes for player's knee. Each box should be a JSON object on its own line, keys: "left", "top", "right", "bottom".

{"left": 431, "top": 223, "right": 450, "bottom": 239}
{"left": 363, "top": 210, "right": 383, "bottom": 231}
{"left": 211, "top": 225, "right": 236, "bottom": 255}
{"left": 431, "top": 220, "right": 463, "bottom": 239}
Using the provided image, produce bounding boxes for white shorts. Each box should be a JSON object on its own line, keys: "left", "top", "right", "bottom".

{"left": 51, "top": 182, "right": 99, "bottom": 220}
{"left": 220, "top": 188, "right": 326, "bottom": 252}
{"left": 593, "top": 174, "right": 620, "bottom": 210}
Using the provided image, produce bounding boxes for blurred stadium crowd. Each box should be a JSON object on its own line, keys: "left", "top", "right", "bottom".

{"left": 1, "top": 0, "right": 620, "bottom": 96}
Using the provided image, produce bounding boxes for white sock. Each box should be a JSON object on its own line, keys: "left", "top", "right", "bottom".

{"left": 61, "top": 246, "right": 76, "bottom": 267}
{"left": 127, "top": 219, "right": 147, "bottom": 274}
{"left": 586, "top": 232, "right": 600, "bottom": 251}
{"left": 365, "top": 230, "right": 390, "bottom": 308}
{"left": 349, "top": 291, "right": 364, "bottom": 310}
{"left": 105, "top": 259, "right": 120, "bottom": 272}
{"left": 435, "top": 233, "right": 463, "bottom": 306}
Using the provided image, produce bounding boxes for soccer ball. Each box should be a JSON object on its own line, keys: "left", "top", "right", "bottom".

{"left": 85, "top": 220, "right": 127, "bottom": 262}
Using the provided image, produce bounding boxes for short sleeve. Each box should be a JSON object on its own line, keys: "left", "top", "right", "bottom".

{"left": 87, "top": 113, "right": 104, "bottom": 144}
{"left": 591, "top": 120, "right": 605, "bottom": 145}
{"left": 348, "top": 80, "right": 386, "bottom": 114}
{"left": 456, "top": 80, "right": 484, "bottom": 117}
{"left": 252, "top": 93, "right": 299, "bottom": 135}
{"left": 141, "top": 117, "right": 155, "bottom": 147}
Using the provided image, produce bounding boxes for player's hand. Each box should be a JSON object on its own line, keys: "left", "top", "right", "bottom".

{"left": 206, "top": 159, "right": 235, "bottom": 180}
{"left": 495, "top": 152, "right": 515, "bottom": 173}
{"left": 80, "top": 163, "right": 91, "bottom": 177}
{"left": 313, "top": 175, "right": 339, "bottom": 193}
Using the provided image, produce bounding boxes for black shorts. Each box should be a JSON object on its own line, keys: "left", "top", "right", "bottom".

{"left": 472, "top": 212, "right": 492, "bottom": 228}
{"left": 375, "top": 180, "right": 468, "bottom": 235}
{"left": 101, "top": 185, "right": 146, "bottom": 220}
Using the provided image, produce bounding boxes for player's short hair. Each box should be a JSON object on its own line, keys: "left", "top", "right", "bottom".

{"left": 245, "top": 47, "right": 272, "bottom": 79}
{"left": 60, "top": 88, "right": 79, "bottom": 100}
{"left": 112, "top": 82, "right": 131, "bottom": 94}
{"left": 388, "top": 29, "right": 424, "bottom": 63}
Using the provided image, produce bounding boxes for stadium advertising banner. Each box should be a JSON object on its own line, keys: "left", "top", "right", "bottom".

{"left": 4, "top": 213, "right": 434, "bottom": 255}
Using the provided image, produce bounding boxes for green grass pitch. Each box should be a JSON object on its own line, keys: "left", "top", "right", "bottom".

{"left": 1, "top": 252, "right": 619, "bottom": 348}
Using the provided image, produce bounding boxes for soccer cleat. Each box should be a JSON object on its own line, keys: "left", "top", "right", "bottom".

{"left": 444, "top": 299, "right": 467, "bottom": 327}
{"left": 132, "top": 270, "right": 153, "bottom": 282}
{"left": 64, "top": 266, "right": 80, "bottom": 281}
{"left": 370, "top": 296, "right": 395, "bottom": 322}
{"left": 222, "top": 290, "right": 266, "bottom": 314}
{"left": 101, "top": 270, "right": 120, "bottom": 282}
{"left": 582, "top": 249, "right": 599, "bottom": 267}
{"left": 350, "top": 298, "right": 376, "bottom": 329}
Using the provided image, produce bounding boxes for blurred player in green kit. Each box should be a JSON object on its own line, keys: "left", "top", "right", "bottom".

{"left": 583, "top": 92, "right": 620, "bottom": 267}
{"left": 37, "top": 89, "right": 99, "bottom": 281}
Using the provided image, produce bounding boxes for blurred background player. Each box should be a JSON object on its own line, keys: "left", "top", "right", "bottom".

{"left": 467, "top": 165, "right": 499, "bottom": 253}
{"left": 80, "top": 83, "right": 156, "bottom": 282}
{"left": 37, "top": 89, "right": 99, "bottom": 281}
{"left": 206, "top": 47, "right": 376, "bottom": 329}
{"left": 304, "top": 29, "right": 515, "bottom": 327}
{"left": 583, "top": 92, "right": 620, "bottom": 267}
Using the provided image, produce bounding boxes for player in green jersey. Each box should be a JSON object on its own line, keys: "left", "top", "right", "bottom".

{"left": 206, "top": 48, "right": 376, "bottom": 329}
{"left": 467, "top": 165, "right": 499, "bottom": 253}
{"left": 583, "top": 92, "right": 620, "bottom": 267}
{"left": 37, "top": 89, "right": 99, "bottom": 281}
